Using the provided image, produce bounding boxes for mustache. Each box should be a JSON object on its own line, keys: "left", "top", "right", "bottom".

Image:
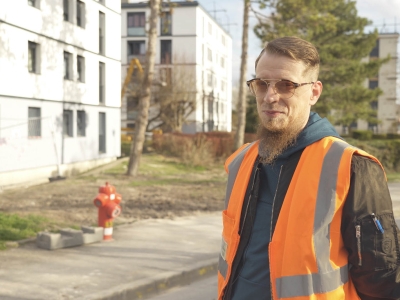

{"left": 259, "top": 105, "right": 285, "bottom": 111}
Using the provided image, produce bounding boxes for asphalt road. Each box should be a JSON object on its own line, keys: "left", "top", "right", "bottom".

{"left": 146, "top": 183, "right": 400, "bottom": 300}
{"left": 146, "top": 275, "right": 217, "bottom": 300}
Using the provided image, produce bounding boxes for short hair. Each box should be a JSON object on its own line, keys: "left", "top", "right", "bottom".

{"left": 255, "top": 36, "right": 320, "bottom": 79}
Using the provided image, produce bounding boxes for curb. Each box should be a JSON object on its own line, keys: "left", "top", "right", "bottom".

{"left": 79, "top": 258, "right": 218, "bottom": 300}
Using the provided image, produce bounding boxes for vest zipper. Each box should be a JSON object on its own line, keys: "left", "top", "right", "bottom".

{"left": 223, "top": 162, "right": 261, "bottom": 300}
{"left": 269, "top": 165, "right": 283, "bottom": 300}
{"left": 355, "top": 224, "right": 362, "bottom": 266}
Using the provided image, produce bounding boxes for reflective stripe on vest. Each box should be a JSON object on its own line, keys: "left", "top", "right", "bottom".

{"left": 276, "top": 140, "right": 351, "bottom": 298}
{"left": 218, "top": 137, "right": 381, "bottom": 299}
{"left": 224, "top": 142, "right": 255, "bottom": 209}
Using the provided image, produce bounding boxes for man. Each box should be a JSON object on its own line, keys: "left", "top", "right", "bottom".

{"left": 218, "top": 36, "right": 400, "bottom": 300}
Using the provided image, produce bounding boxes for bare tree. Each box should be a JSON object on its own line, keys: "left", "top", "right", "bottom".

{"left": 147, "top": 57, "right": 197, "bottom": 132}
{"left": 234, "top": 0, "right": 250, "bottom": 149}
{"left": 127, "top": 0, "right": 161, "bottom": 176}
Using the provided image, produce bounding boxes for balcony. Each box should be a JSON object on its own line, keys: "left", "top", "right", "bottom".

{"left": 128, "top": 27, "right": 146, "bottom": 36}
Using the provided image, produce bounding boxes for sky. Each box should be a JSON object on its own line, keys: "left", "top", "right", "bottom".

{"left": 197, "top": 0, "right": 400, "bottom": 83}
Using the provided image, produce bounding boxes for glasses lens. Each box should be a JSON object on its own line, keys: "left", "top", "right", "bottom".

{"left": 250, "top": 79, "right": 268, "bottom": 97}
{"left": 275, "top": 81, "right": 295, "bottom": 97}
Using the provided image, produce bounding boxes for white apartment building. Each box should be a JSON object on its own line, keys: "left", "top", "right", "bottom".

{"left": 121, "top": 0, "right": 232, "bottom": 133}
{"left": 0, "top": 0, "right": 121, "bottom": 189}
{"left": 340, "top": 32, "right": 400, "bottom": 134}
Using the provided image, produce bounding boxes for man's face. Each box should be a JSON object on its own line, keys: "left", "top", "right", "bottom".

{"left": 255, "top": 53, "right": 322, "bottom": 133}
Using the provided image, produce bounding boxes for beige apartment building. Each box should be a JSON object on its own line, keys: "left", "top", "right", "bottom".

{"left": 339, "top": 32, "right": 400, "bottom": 134}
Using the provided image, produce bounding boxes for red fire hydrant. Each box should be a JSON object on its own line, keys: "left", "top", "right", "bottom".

{"left": 93, "top": 182, "right": 122, "bottom": 241}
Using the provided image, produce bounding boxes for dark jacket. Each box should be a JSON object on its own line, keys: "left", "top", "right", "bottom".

{"left": 224, "top": 115, "right": 400, "bottom": 299}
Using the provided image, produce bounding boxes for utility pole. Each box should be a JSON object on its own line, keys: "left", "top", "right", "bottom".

{"left": 221, "top": 14, "right": 238, "bottom": 34}
{"left": 209, "top": 1, "right": 226, "bottom": 21}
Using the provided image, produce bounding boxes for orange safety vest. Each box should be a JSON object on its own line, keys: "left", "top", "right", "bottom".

{"left": 217, "top": 136, "right": 384, "bottom": 300}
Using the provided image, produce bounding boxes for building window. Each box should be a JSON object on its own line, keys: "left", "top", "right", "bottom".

{"left": 160, "top": 40, "right": 172, "bottom": 64}
{"left": 64, "top": 51, "right": 72, "bottom": 80}
{"left": 222, "top": 35, "right": 226, "bottom": 46}
{"left": 221, "top": 80, "right": 226, "bottom": 92}
{"left": 370, "top": 100, "right": 378, "bottom": 110}
{"left": 221, "top": 57, "right": 225, "bottom": 68}
{"left": 77, "top": 0, "right": 85, "bottom": 28}
{"left": 63, "top": 0, "right": 69, "bottom": 21}
{"left": 208, "top": 22, "right": 212, "bottom": 35}
{"left": 77, "top": 55, "right": 85, "bottom": 82}
{"left": 28, "top": 41, "right": 40, "bottom": 73}
{"left": 160, "top": 12, "right": 172, "bottom": 36}
{"left": 99, "top": 12, "right": 105, "bottom": 55}
{"left": 369, "top": 79, "right": 379, "bottom": 89}
{"left": 127, "top": 96, "right": 139, "bottom": 120}
{"left": 370, "top": 40, "right": 379, "bottom": 58}
{"left": 77, "top": 110, "right": 86, "bottom": 137}
{"left": 207, "top": 73, "right": 213, "bottom": 87}
{"left": 99, "top": 62, "right": 105, "bottom": 104}
{"left": 28, "top": 107, "right": 41, "bottom": 137}
{"left": 99, "top": 112, "right": 106, "bottom": 153}
{"left": 127, "top": 12, "right": 146, "bottom": 36}
{"left": 208, "top": 48, "right": 212, "bottom": 62}
{"left": 28, "top": 0, "right": 40, "bottom": 9}
{"left": 127, "top": 40, "right": 146, "bottom": 62}
{"left": 63, "top": 110, "right": 73, "bottom": 137}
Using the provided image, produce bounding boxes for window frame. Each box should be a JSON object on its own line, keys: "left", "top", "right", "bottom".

{"left": 99, "top": 62, "right": 106, "bottom": 104}
{"left": 28, "top": 41, "right": 40, "bottom": 74}
{"left": 77, "top": 55, "right": 85, "bottom": 83}
{"left": 63, "top": 51, "right": 72, "bottom": 80}
{"left": 99, "top": 112, "right": 106, "bottom": 153}
{"left": 127, "top": 12, "right": 146, "bottom": 36}
{"left": 76, "top": 0, "right": 86, "bottom": 28}
{"left": 160, "top": 40, "right": 172, "bottom": 64}
{"left": 160, "top": 11, "right": 172, "bottom": 36}
{"left": 28, "top": 107, "right": 41, "bottom": 138}
{"left": 28, "top": 0, "right": 40, "bottom": 9}
{"left": 63, "top": 0, "right": 70, "bottom": 22}
{"left": 99, "top": 11, "right": 105, "bottom": 55}
{"left": 77, "top": 110, "right": 86, "bottom": 137}
{"left": 63, "top": 109, "right": 74, "bottom": 137}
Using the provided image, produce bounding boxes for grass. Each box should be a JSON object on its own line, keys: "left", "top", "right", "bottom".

{"left": 387, "top": 172, "right": 400, "bottom": 182}
{"left": 0, "top": 213, "right": 54, "bottom": 250}
{"left": 103, "top": 153, "right": 225, "bottom": 187}
{"left": 105, "top": 153, "right": 209, "bottom": 176}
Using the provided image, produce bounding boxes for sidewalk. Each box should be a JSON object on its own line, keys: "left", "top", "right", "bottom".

{"left": 1, "top": 183, "right": 400, "bottom": 300}
{"left": 0, "top": 212, "right": 221, "bottom": 300}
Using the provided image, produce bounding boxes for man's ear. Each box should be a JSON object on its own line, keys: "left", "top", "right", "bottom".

{"left": 310, "top": 81, "right": 323, "bottom": 105}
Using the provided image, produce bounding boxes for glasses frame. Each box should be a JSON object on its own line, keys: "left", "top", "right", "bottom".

{"left": 246, "top": 78, "right": 315, "bottom": 99}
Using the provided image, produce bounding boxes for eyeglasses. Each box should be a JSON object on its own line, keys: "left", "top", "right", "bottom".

{"left": 246, "top": 78, "right": 314, "bottom": 99}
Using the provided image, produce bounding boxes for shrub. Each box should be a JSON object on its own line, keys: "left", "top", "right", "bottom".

{"left": 351, "top": 130, "right": 372, "bottom": 140}
{"left": 344, "top": 138, "right": 400, "bottom": 172}
{"left": 372, "top": 134, "right": 386, "bottom": 140}
{"left": 386, "top": 133, "right": 400, "bottom": 139}
{"left": 152, "top": 132, "right": 236, "bottom": 167}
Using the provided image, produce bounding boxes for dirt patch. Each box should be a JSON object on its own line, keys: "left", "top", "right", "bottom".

{"left": 0, "top": 156, "right": 226, "bottom": 230}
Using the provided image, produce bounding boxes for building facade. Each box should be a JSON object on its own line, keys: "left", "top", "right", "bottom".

{"left": 0, "top": 0, "right": 121, "bottom": 189}
{"left": 121, "top": 0, "right": 232, "bottom": 133}
{"left": 337, "top": 32, "right": 400, "bottom": 134}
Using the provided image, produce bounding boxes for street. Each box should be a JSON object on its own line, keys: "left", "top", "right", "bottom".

{"left": 146, "top": 275, "right": 217, "bottom": 300}
{"left": 146, "top": 183, "right": 400, "bottom": 300}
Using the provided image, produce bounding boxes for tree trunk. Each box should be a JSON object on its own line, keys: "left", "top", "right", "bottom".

{"left": 126, "top": 0, "right": 160, "bottom": 176}
{"left": 234, "top": 0, "right": 250, "bottom": 149}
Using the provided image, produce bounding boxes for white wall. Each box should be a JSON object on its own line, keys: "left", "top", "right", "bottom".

{"left": 0, "top": 0, "right": 122, "bottom": 186}
{"left": 120, "top": 2, "right": 232, "bottom": 133}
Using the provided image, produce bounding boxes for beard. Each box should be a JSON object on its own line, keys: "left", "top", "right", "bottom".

{"left": 257, "top": 115, "right": 305, "bottom": 165}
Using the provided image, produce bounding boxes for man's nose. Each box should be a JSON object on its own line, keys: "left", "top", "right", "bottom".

{"left": 261, "top": 84, "right": 278, "bottom": 103}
